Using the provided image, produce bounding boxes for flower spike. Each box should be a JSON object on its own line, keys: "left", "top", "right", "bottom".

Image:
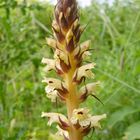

{"left": 41, "top": 0, "right": 106, "bottom": 139}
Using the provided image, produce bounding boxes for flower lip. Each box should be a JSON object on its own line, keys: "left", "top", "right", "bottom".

{"left": 73, "top": 63, "right": 95, "bottom": 84}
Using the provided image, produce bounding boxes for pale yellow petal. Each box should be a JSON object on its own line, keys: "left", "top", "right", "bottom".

{"left": 80, "top": 40, "right": 91, "bottom": 52}
{"left": 42, "top": 58, "right": 56, "bottom": 72}
{"left": 90, "top": 114, "right": 107, "bottom": 128}
{"left": 45, "top": 87, "right": 58, "bottom": 102}
{"left": 41, "top": 112, "right": 68, "bottom": 126}
{"left": 42, "top": 78, "right": 62, "bottom": 89}
{"left": 71, "top": 108, "right": 91, "bottom": 127}
{"left": 75, "top": 63, "right": 96, "bottom": 80}
{"left": 80, "top": 81, "right": 100, "bottom": 94}
{"left": 54, "top": 50, "right": 69, "bottom": 65}
{"left": 66, "top": 29, "right": 73, "bottom": 43}
{"left": 46, "top": 38, "right": 57, "bottom": 48}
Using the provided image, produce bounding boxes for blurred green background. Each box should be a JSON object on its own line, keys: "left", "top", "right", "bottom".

{"left": 0, "top": 0, "right": 140, "bottom": 140}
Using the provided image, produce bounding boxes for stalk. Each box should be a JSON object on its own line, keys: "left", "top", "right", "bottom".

{"left": 41, "top": 0, "right": 106, "bottom": 140}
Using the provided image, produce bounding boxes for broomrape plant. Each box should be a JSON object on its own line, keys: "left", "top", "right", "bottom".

{"left": 41, "top": 0, "right": 106, "bottom": 140}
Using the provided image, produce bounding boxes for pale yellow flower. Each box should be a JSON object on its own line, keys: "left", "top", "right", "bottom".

{"left": 41, "top": 58, "right": 56, "bottom": 72}
{"left": 71, "top": 108, "right": 106, "bottom": 128}
{"left": 42, "top": 78, "right": 63, "bottom": 90}
{"left": 82, "top": 51, "right": 91, "bottom": 59}
{"left": 74, "top": 40, "right": 90, "bottom": 57}
{"left": 74, "top": 63, "right": 96, "bottom": 81}
{"left": 41, "top": 112, "right": 68, "bottom": 126}
{"left": 43, "top": 78, "right": 68, "bottom": 101}
{"left": 80, "top": 81, "right": 100, "bottom": 95}
{"left": 42, "top": 78, "right": 65, "bottom": 101}
{"left": 54, "top": 50, "right": 69, "bottom": 65}
{"left": 71, "top": 108, "right": 91, "bottom": 127}
{"left": 46, "top": 37, "right": 57, "bottom": 49}
{"left": 45, "top": 88, "right": 58, "bottom": 102}
{"left": 80, "top": 40, "right": 91, "bottom": 53}
{"left": 90, "top": 114, "right": 106, "bottom": 128}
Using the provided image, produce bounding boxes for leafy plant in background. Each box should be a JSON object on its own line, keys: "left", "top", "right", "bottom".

{"left": 0, "top": 0, "right": 140, "bottom": 140}
{"left": 41, "top": 0, "right": 106, "bottom": 140}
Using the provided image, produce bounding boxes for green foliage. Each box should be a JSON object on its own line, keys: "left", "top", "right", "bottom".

{"left": 0, "top": 0, "right": 140, "bottom": 140}
{"left": 108, "top": 105, "right": 140, "bottom": 127}
{"left": 123, "top": 121, "right": 140, "bottom": 140}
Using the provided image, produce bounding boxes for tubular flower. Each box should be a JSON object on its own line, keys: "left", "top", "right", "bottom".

{"left": 41, "top": 0, "right": 106, "bottom": 139}
{"left": 70, "top": 108, "right": 91, "bottom": 127}
{"left": 73, "top": 63, "right": 96, "bottom": 83}
{"left": 80, "top": 81, "right": 100, "bottom": 95}
{"left": 70, "top": 108, "right": 106, "bottom": 129}
{"left": 41, "top": 58, "right": 56, "bottom": 72}
{"left": 90, "top": 114, "right": 107, "bottom": 128}
{"left": 45, "top": 88, "right": 58, "bottom": 102}
{"left": 79, "top": 81, "right": 101, "bottom": 102}
{"left": 42, "top": 78, "right": 68, "bottom": 100}
{"left": 46, "top": 37, "right": 57, "bottom": 49}
{"left": 74, "top": 40, "right": 91, "bottom": 59}
{"left": 41, "top": 112, "right": 69, "bottom": 130}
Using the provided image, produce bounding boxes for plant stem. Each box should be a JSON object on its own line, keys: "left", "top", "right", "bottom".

{"left": 65, "top": 54, "right": 83, "bottom": 140}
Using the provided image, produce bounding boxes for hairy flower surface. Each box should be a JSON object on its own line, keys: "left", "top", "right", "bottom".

{"left": 80, "top": 81, "right": 100, "bottom": 95}
{"left": 42, "top": 78, "right": 68, "bottom": 101}
{"left": 71, "top": 108, "right": 91, "bottom": 127}
{"left": 45, "top": 89, "right": 58, "bottom": 102}
{"left": 90, "top": 114, "right": 107, "bottom": 128}
{"left": 46, "top": 37, "right": 57, "bottom": 49}
{"left": 73, "top": 63, "right": 96, "bottom": 83}
{"left": 41, "top": 112, "right": 68, "bottom": 126}
{"left": 71, "top": 108, "right": 106, "bottom": 128}
{"left": 42, "top": 58, "right": 56, "bottom": 72}
{"left": 42, "top": 78, "right": 65, "bottom": 92}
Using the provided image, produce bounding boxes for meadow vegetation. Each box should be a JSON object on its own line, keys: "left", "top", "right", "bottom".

{"left": 0, "top": 0, "right": 140, "bottom": 139}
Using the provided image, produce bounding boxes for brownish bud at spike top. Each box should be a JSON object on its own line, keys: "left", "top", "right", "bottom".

{"left": 56, "top": 0, "right": 77, "bottom": 15}
{"left": 52, "top": 26, "right": 65, "bottom": 43}
{"left": 55, "top": 0, "right": 78, "bottom": 29}
{"left": 60, "top": 13, "right": 69, "bottom": 31}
